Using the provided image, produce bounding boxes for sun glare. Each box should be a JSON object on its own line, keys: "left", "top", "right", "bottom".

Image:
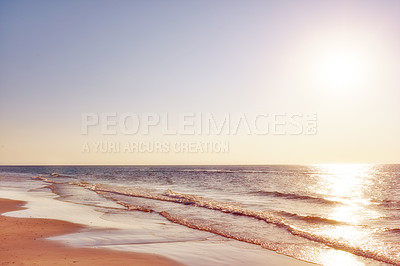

{"left": 308, "top": 37, "right": 374, "bottom": 94}
{"left": 320, "top": 51, "right": 362, "bottom": 86}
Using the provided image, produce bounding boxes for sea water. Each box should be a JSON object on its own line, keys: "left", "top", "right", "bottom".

{"left": 0, "top": 165, "right": 399, "bottom": 265}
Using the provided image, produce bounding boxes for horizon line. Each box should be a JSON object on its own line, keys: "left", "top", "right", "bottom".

{"left": 0, "top": 163, "right": 398, "bottom": 167}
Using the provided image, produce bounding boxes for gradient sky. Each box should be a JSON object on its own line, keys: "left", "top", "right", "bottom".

{"left": 0, "top": 0, "right": 399, "bottom": 165}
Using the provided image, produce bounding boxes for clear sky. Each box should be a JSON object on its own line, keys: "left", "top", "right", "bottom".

{"left": 0, "top": 0, "right": 399, "bottom": 165}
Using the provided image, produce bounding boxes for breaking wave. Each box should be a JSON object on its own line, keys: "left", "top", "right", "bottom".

{"left": 77, "top": 182, "right": 399, "bottom": 265}
{"left": 250, "top": 190, "right": 339, "bottom": 205}
{"left": 31, "top": 175, "right": 400, "bottom": 265}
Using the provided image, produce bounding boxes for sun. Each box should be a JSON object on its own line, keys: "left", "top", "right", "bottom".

{"left": 309, "top": 40, "right": 372, "bottom": 94}
{"left": 319, "top": 50, "right": 363, "bottom": 87}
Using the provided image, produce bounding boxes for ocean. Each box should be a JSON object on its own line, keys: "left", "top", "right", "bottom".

{"left": 0, "top": 165, "right": 399, "bottom": 265}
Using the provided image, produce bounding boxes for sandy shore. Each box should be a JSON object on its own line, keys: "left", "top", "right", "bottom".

{"left": 0, "top": 198, "right": 183, "bottom": 266}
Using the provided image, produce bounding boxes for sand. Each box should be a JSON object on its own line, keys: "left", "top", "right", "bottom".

{"left": 0, "top": 198, "right": 183, "bottom": 265}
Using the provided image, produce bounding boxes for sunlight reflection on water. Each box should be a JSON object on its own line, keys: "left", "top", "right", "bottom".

{"left": 311, "top": 164, "right": 385, "bottom": 265}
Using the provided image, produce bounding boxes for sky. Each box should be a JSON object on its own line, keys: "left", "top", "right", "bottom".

{"left": 0, "top": 0, "right": 399, "bottom": 165}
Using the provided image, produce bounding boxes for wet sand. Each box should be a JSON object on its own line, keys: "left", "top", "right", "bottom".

{"left": 0, "top": 198, "right": 183, "bottom": 265}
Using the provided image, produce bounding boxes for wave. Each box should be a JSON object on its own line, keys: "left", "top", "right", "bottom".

{"left": 32, "top": 175, "right": 65, "bottom": 184}
{"left": 31, "top": 176, "right": 399, "bottom": 265}
{"left": 73, "top": 183, "right": 242, "bottom": 214}
{"left": 112, "top": 199, "right": 154, "bottom": 213}
{"left": 112, "top": 199, "right": 400, "bottom": 265}
{"left": 277, "top": 211, "right": 346, "bottom": 225}
{"left": 384, "top": 228, "right": 400, "bottom": 235}
{"left": 250, "top": 190, "right": 339, "bottom": 205}
{"left": 50, "top": 173, "right": 78, "bottom": 179}
{"left": 74, "top": 183, "right": 399, "bottom": 264}
{"left": 376, "top": 199, "right": 400, "bottom": 210}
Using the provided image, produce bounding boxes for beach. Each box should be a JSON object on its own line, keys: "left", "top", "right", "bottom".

{"left": 0, "top": 166, "right": 399, "bottom": 265}
{"left": 0, "top": 198, "right": 182, "bottom": 266}
{"left": 0, "top": 171, "right": 316, "bottom": 266}
{"left": 1, "top": 1, "right": 399, "bottom": 265}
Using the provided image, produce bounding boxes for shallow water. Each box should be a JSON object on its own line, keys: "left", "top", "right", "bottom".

{"left": 1, "top": 164, "right": 399, "bottom": 265}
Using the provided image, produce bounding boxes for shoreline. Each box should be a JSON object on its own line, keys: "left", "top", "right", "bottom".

{"left": 0, "top": 198, "right": 183, "bottom": 265}
{"left": 0, "top": 174, "right": 316, "bottom": 266}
